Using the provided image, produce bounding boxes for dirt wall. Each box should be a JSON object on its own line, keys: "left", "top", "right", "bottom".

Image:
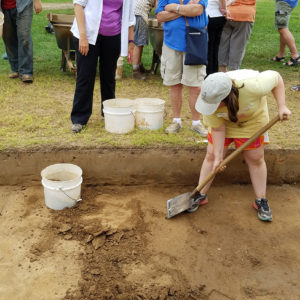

{"left": 0, "top": 147, "right": 299, "bottom": 186}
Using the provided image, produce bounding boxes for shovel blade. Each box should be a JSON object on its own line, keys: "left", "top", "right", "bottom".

{"left": 167, "top": 192, "right": 192, "bottom": 218}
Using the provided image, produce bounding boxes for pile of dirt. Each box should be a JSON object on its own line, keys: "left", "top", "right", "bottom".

{"left": 45, "top": 187, "right": 208, "bottom": 300}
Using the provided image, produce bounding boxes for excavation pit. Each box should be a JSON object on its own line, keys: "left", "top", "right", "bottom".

{"left": 0, "top": 148, "right": 299, "bottom": 299}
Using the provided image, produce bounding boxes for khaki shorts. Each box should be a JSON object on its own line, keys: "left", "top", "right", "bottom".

{"left": 160, "top": 43, "right": 206, "bottom": 87}
{"left": 275, "top": 1, "right": 293, "bottom": 29}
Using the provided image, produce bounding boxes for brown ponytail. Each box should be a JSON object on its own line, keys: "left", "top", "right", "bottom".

{"left": 223, "top": 82, "right": 242, "bottom": 123}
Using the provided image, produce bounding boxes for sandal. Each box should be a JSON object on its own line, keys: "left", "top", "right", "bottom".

{"left": 270, "top": 56, "right": 285, "bottom": 62}
{"left": 291, "top": 84, "right": 300, "bottom": 91}
{"left": 285, "top": 56, "right": 300, "bottom": 66}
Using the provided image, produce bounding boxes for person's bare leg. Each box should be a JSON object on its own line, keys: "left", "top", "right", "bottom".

{"left": 199, "top": 144, "right": 228, "bottom": 194}
{"left": 188, "top": 86, "right": 201, "bottom": 121}
{"left": 243, "top": 146, "right": 266, "bottom": 198}
{"left": 170, "top": 84, "right": 183, "bottom": 118}
{"left": 132, "top": 46, "right": 143, "bottom": 66}
{"left": 278, "top": 28, "right": 299, "bottom": 60}
{"left": 132, "top": 46, "right": 146, "bottom": 79}
{"left": 277, "top": 32, "right": 286, "bottom": 58}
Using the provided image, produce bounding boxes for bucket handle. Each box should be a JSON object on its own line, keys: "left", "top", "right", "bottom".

{"left": 130, "top": 110, "right": 136, "bottom": 120}
{"left": 58, "top": 187, "right": 82, "bottom": 205}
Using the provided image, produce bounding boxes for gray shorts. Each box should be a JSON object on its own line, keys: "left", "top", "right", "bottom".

{"left": 218, "top": 20, "right": 254, "bottom": 70}
{"left": 160, "top": 43, "right": 206, "bottom": 87}
{"left": 275, "top": 1, "right": 293, "bottom": 29}
{"left": 134, "top": 15, "right": 149, "bottom": 46}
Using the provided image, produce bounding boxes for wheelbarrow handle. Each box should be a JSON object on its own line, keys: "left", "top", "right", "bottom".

{"left": 191, "top": 115, "right": 280, "bottom": 197}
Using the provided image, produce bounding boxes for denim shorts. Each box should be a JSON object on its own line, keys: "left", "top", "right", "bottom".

{"left": 134, "top": 15, "right": 149, "bottom": 46}
{"left": 275, "top": 1, "right": 293, "bottom": 29}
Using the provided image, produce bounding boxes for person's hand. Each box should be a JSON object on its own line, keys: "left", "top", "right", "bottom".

{"left": 220, "top": 8, "right": 232, "bottom": 19}
{"left": 79, "top": 34, "right": 89, "bottom": 56}
{"left": 213, "top": 158, "right": 226, "bottom": 173}
{"left": 127, "top": 42, "right": 134, "bottom": 64}
{"left": 187, "top": 0, "right": 200, "bottom": 4}
{"left": 34, "top": 0, "right": 42, "bottom": 14}
{"left": 278, "top": 105, "right": 291, "bottom": 121}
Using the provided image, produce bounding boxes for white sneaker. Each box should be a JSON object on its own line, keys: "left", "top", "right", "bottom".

{"left": 190, "top": 122, "right": 207, "bottom": 137}
{"left": 165, "top": 121, "right": 182, "bottom": 133}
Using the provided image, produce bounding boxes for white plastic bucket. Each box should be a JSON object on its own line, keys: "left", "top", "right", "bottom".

{"left": 103, "top": 98, "right": 135, "bottom": 114}
{"left": 103, "top": 108, "right": 136, "bottom": 134}
{"left": 135, "top": 98, "right": 165, "bottom": 130}
{"left": 0, "top": 12, "right": 4, "bottom": 38}
{"left": 41, "top": 163, "right": 83, "bottom": 210}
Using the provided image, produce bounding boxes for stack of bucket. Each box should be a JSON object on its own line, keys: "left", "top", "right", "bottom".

{"left": 103, "top": 98, "right": 165, "bottom": 134}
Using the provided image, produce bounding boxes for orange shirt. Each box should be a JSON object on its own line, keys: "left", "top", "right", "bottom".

{"left": 228, "top": 0, "right": 256, "bottom": 22}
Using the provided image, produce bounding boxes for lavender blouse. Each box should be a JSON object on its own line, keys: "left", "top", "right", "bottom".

{"left": 99, "top": 0, "right": 123, "bottom": 36}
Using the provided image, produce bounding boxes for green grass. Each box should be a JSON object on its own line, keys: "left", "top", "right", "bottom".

{"left": 0, "top": 1, "right": 299, "bottom": 151}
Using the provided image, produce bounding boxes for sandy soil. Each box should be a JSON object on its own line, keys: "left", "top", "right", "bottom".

{"left": 0, "top": 183, "right": 299, "bottom": 300}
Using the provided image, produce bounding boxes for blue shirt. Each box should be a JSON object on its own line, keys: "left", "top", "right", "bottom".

{"left": 155, "top": 0, "right": 208, "bottom": 52}
{"left": 277, "top": 0, "right": 298, "bottom": 8}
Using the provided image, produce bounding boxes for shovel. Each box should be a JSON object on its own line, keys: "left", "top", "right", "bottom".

{"left": 167, "top": 115, "right": 281, "bottom": 218}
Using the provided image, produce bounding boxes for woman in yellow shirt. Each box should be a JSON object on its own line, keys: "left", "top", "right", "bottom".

{"left": 190, "top": 70, "right": 291, "bottom": 221}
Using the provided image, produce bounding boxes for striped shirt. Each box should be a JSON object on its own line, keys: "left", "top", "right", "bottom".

{"left": 134, "top": 0, "right": 156, "bottom": 22}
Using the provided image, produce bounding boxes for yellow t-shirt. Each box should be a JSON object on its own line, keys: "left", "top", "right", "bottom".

{"left": 203, "top": 70, "right": 279, "bottom": 138}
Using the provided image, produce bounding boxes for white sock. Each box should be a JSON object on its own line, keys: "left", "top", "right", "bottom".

{"left": 173, "top": 118, "right": 181, "bottom": 124}
{"left": 192, "top": 120, "right": 200, "bottom": 126}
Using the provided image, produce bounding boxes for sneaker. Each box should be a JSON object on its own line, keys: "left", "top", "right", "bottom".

{"left": 190, "top": 122, "right": 208, "bottom": 137}
{"left": 71, "top": 123, "right": 83, "bottom": 133}
{"left": 8, "top": 72, "right": 19, "bottom": 79}
{"left": 133, "top": 69, "right": 146, "bottom": 80}
{"left": 186, "top": 192, "right": 208, "bottom": 213}
{"left": 21, "top": 74, "right": 33, "bottom": 83}
{"left": 253, "top": 198, "right": 272, "bottom": 222}
{"left": 165, "top": 121, "right": 182, "bottom": 133}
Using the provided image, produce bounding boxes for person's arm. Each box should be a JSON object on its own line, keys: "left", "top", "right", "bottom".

{"left": 218, "top": 0, "right": 228, "bottom": 17}
{"left": 271, "top": 74, "right": 292, "bottom": 121}
{"left": 34, "top": 0, "right": 42, "bottom": 14}
{"left": 74, "top": 3, "right": 89, "bottom": 56}
{"left": 211, "top": 124, "right": 226, "bottom": 171}
{"left": 164, "top": 2, "right": 204, "bottom": 17}
{"left": 156, "top": 11, "right": 181, "bottom": 22}
{"left": 127, "top": 25, "right": 134, "bottom": 63}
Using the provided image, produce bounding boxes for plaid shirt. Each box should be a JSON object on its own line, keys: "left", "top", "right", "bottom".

{"left": 134, "top": 0, "right": 156, "bottom": 22}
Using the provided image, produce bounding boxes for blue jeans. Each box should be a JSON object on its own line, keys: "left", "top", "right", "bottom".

{"left": 2, "top": 2, "right": 33, "bottom": 75}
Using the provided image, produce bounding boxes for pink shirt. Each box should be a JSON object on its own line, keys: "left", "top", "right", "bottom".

{"left": 99, "top": 0, "right": 123, "bottom": 36}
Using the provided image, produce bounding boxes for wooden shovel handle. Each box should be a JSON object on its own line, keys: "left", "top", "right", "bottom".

{"left": 191, "top": 115, "right": 280, "bottom": 197}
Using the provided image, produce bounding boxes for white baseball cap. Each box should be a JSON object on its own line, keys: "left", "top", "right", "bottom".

{"left": 196, "top": 72, "right": 233, "bottom": 115}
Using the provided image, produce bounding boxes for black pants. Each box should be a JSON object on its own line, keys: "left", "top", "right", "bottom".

{"left": 71, "top": 34, "right": 121, "bottom": 125}
{"left": 207, "top": 16, "right": 226, "bottom": 76}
